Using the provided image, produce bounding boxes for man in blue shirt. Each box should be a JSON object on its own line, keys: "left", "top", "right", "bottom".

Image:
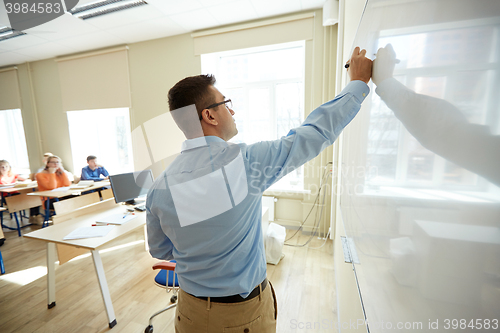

{"left": 80, "top": 155, "right": 109, "bottom": 181}
{"left": 146, "top": 47, "right": 372, "bottom": 332}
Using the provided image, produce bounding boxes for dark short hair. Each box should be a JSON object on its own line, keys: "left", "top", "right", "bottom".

{"left": 168, "top": 74, "right": 217, "bottom": 118}
{"left": 87, "top": 155, "right": 97, "bottom": 162}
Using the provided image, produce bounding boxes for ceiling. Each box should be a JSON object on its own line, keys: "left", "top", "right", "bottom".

{"left": 0, "top": 0, "right": 326, "bottom": 68}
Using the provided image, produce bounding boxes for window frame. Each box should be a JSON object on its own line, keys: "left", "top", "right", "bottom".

{"left": 0, "top": 108, "right": 30, "bottom": 176}
{"left": 66, "top": 107, "right": 134, "bottom": 178}
{"left": 201, "top": 41, "right": 306, "bottom": 191}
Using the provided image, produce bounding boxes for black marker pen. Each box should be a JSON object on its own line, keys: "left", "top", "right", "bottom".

{"left": 345, "top": 58, "right": 400, "bottom": 69}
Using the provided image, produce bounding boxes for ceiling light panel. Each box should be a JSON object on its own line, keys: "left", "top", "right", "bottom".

{"left": 0, "top": 27, "right": 26, "bottom": 42}
{"left": 70, "top": 0, "right": 148, "bottom": 20}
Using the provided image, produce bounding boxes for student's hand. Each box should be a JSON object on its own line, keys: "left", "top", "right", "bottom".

{"left": 347, "top": 47, "right": 373, "bottom": 84}
{"left": 104, "top": 176, "right": 109, "bottom": 180}
{"left": 56, "top": 167, "right": 64, "bottom": 175}
{"left": 47, "top": 168, "right": 57, "bottom": 174}
{"left": 372, "top": 44, "right": 397, "bottom": 86}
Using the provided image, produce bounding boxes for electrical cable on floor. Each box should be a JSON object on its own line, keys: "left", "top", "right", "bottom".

{"left": 285, "top": 171, "right": 331, "bottom": 245}
{"left": 308, "top": 230, "right": 331, "bottom": 249}
{"left": 284, "top": 163, "right": 330, "bottom": 243}
{"left": 285, "top": 172, "right": 332, "bottom": 247}
{"left": 284, "top": 161, "right": 334, "bottom": 247}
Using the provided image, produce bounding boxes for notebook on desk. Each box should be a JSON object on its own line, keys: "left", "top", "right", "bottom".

{"left": 70, "top": 180, "right": 94, "bottom": 189}
{"left": 63, "top": 225, "right": 115, "bottom": 240}
{"left": 95, "top": 213, "right": 137, "bottom": 225}
{"left": 14, "top": 182, "right": 34, "bottom": 188}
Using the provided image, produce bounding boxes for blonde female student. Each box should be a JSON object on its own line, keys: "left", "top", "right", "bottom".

{"left": 0, "top": 160, "right": 40, "bottom": 237}
{"left": 0, "top": 160, "right": 26, "bottom": 185}
{"left": 1, "top": 160, "right": 44, "bottom": 225}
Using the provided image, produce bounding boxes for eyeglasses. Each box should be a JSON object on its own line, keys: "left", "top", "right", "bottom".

{"left": 200, "top": 99, "right": 232, "bottom": 120}
{"left": 205, "top": 99, "right": 232, "bottom": 110}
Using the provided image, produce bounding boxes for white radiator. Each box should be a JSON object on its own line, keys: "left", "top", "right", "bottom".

{"left": 262, "top": 196, "right": 276, "bottom": 221}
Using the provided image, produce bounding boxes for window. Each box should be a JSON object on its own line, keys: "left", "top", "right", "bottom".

{"left": 201, "top": 41, "right": 306, "bottom": 191}
{"left": 67, "top": 108, "right": 134, "bottom": 177}
{"left": 0, "top": 109, "right": 30, "bottom": 175}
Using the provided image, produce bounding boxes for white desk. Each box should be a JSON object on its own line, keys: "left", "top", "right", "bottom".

{"left": 28, "top": 181, "right": 111, "bottom": 225}
{"left": 0, "top": 182, "right": 38, "bottom": 194}
{"left": 24, "top": 204, "right": 146, "bottom": 328}
{"left": 28, "top": 180, "right": 110, "bottom": 199}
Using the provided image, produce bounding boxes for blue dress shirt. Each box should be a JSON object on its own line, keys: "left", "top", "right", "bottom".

{"left": 146, "top": 80, "right": 369, "bottom": 298}
{"left": 80, "top": 165, "right": 109, "bottom": 181}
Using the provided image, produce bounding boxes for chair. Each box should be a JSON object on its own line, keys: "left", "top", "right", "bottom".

{"left": 4, "top": 194, "right": 43, "bottom": 237}
{"left": 0, "top": 225, "right": 5, "bottom": 273}
{"left": 0, "top": 219, "right": 4, "bottom": 274}
{"left": 0, "top": 249, "right": 4, "bottom": 274}
{"left": 100, "top": 188, "right": 114, "bottom": 200}
{"left": 145, "top": 260, "right": 179, "bottom": 333}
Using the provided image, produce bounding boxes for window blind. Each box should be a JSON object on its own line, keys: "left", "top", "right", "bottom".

{"left": 192, "top": 13, "right": 315, "bottom": 55}
{"left": 56, "top": 46, "right": 131, "bottom": 111}
{"left": 0, "top": 67, "right": 21, "bottom": 110}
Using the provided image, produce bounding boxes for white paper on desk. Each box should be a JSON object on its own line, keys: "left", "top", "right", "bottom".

{"left": 51, "top": 186, "right": 70, "bottom": 192}
{"left": 63, "top": 226, "right": 115, "bottom": 240}
{"left": 95, "top": 214, "right": 137, "bottom": 225}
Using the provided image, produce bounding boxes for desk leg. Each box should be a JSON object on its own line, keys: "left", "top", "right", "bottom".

{"left": 13, "top": 213, "right": 22, "bottom": 237}
{"left": 43, "top": 198, "right": 50, "bottom": 228}
{"left": 91, "top": 250, "right": 117, "bottom": 328}
{"left": 0, "top": 195, "right": 4, "bottom": 228}
{"left": 47, "top": 243, "right": 56, "bottom": 309}
{"left": 143, "top": 224, "right": 149, "bottom": 252}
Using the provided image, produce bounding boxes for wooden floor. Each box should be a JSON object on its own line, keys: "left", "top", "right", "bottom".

{"left": 0, "top": 218, "right": 337, "bottom": 333}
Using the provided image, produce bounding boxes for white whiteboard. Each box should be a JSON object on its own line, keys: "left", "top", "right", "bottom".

{"left": 340, "top": 0, "right": 500, "bottom": 331}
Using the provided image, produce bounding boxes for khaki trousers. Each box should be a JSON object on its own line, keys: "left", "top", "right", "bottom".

{"left": 175, "top": 281, "right": 277, "bottom": 333}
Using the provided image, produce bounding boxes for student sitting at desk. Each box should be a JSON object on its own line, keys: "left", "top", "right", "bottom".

{"left": 1, "top": 159, "right": 27, "bottom": 199}
{"left": 0, "top": 160, "right": 26, "bottom": 186}
{"left": 34, "top": 152, "right": 75, "bottom": 182}
{"left": 1, "top": 160, "right": 42, "bottom": 225}
{"left": 36, "top": 156, "right": 71, "bottom": 209}
{"left": 81, "top": 155, "right": 109, "bottom": 181}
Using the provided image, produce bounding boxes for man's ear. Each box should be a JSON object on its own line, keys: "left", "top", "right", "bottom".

{"left": 201, "top": 109, "right": 218, "bottom": 125}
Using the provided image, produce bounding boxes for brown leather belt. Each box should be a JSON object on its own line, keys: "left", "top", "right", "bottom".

{"left": 190, "top": 278, "right": 268, "bottom": 304}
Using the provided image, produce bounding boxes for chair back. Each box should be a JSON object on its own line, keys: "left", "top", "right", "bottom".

{"left": 4, "top": 194, "right": 42, "bottom": 213}
{"left": 52, "top": 198, "right": 116, "bottom": 224}
{"left": 53, "top": 192, "right": 100, "bottom": 215}
{"left": 100, "top": 188, "right": 114, "bottom": 200}
{"left": 153, "top": 261, "right": 179, "bottom": 289}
